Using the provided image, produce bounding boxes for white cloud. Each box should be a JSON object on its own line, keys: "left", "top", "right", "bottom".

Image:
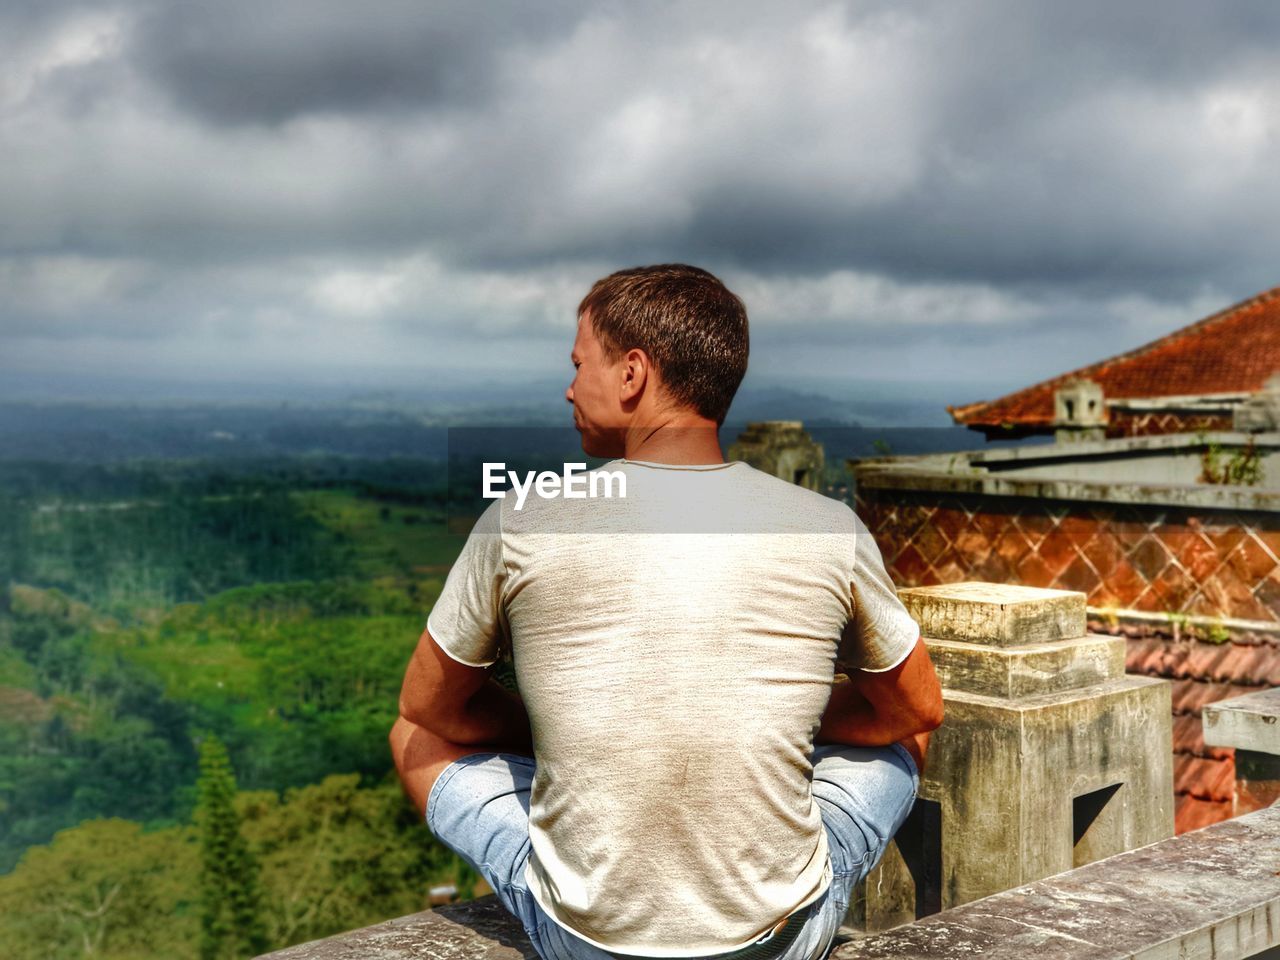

{"left": 0, "top": 8, "right": 125, "bottom": 110}
{"left": 730, "top": 270, "right": 1042, "bottom": 332}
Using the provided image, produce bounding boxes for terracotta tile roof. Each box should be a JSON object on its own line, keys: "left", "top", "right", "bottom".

{"left": 1174, "top": 793, "right": 1233, "bottom": 834}
{"left": 1172, "top": 713, "right": 1231, "bottom": 760}
{"left": 1174, "top": 753, "right": 1235, "bottom": 803}
{"left": 1124, "top": 635, "right": 1278, "bottom": 834}
{"left": 1168, "top": 676, "right": 1260, "bottom": 718}
{"left": 1126, "top": 637, "right": 1280, "bottom": 686}
{"left": 949, "top": 285, "right": 1280, "bottom": 431}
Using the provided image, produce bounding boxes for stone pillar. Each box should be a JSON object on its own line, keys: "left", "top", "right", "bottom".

{"left": 853, "top": 582, "right": 1174, "bottom": 933}
{"left": 1052, "top": 378, "right": 1107, "bottom": 443}
{"left": 727, "top": 421, "right": 825, "bottom": 491}
{"left": 1203, "top": 687, "right": 1280, "bottom": 816}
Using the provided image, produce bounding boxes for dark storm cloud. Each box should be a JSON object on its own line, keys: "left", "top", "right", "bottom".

{"left": 129, "top": 0, "right": 592, "bottom": 124}
{"left": 3, "top": 0, "right": 1280, "bottom": 384}
{"left": 514, "top": 0, "right": 1280, "bottom": 295}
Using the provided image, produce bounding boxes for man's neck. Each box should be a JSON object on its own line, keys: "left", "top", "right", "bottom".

{"left": 621, "top": 417, "right": 724, "bottom": 465}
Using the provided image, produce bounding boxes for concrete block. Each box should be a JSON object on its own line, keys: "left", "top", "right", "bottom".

{"left": 925, "top": 633, "right": 1125, "bottom": 699}
{"left": 858, "top": 674, "right": 1173, "bottom": 931}
{"left": 899, "top": 583, "right": 1086, "bottom": 647}
{"left": 1203, "top": 686, "right": 1280, "bottom": 755}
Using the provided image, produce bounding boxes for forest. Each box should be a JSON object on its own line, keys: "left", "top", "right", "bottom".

{"left": 0, "top": 451, "right": 489, "bottom": 958}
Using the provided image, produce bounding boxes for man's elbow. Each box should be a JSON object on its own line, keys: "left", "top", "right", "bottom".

{"left": 894, "top": 677, "right": 944, "bottom": 737}
{"left": 396, "top": 697, "right": 447, "bottom": 739}
{"left": 397, "top": 695, "right": 415, "bottom": 725}
{"left": 397, "top": 696, "right": 479, "bottom": 745}
{"left": 391, "top": 707, "right": 420, "bottom": 742}
{"left": 914, "top": 697, "right": 944, "bottom": 734}
{"left": 912, "top": 669, "right": 945, "bottom": 732}
{"left": 913, "top": 670, "right": 946, "bottom": 733}
{"left": 885, "top": 701, "right": 942, "bottom": 742}
{"left": 908, "top": 649, "right": 945, "bottom": 733}
{"left": 388, "top": 714, "right": 416, "bottom": 768}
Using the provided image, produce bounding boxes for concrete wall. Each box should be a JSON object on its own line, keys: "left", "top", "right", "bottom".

{"left": 981, "top": 444, "right": 1279, "bottom": 486}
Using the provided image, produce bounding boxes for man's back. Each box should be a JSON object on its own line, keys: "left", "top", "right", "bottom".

{"left": 428, "top": 458, "right": 920, "bottom": 955}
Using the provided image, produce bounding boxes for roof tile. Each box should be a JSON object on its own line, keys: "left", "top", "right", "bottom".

{"left": 1126, "top": 636, "right": 1280, "bottom": 685}
{"left": 1174, "top": 753, "right": 1235, "bottom": 802}
{"left": 950, "top": 286, "right": 1280, "bottom": 429}
{"left": 1172, "top": 713, "right": 1232, "bottom": 760}
{"left": 1168, "top": 677, "right": 1257, "bottom": 717}
{"left": 1174, "top": 794, "right": 1233, "bottom": 835}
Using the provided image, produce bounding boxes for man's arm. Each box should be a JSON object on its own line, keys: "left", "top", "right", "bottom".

{"left": 395, "top": 625, "right": 533, "bottom": 754}
{"left": 816, "top": 635, "right": 943, "bottom": 766}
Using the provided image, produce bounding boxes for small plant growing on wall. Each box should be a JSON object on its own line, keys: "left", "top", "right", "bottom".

{"left": 1095, "top": 607, "right": 1120, "bottom": 632}
{"left": 1201, "top": 621, "right": 1232, "bottom": 645}
{"left": 1197, "top": 434, "right": 1263, "bottom": 486}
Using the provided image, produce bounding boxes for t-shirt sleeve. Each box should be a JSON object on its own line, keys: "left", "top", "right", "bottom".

{"left": 841, "top": 510, "right": 921, "bottom": 672}
{"left": 425, "top": 498, "right": 507, "bottom": 668}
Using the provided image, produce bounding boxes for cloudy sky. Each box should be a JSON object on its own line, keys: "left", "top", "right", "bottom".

{"left": 2, "top": 1, "right": 1278, "bottom": 403}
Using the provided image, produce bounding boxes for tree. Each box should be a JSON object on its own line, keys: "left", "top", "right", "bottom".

{"left": 0, "top": 818, "right": 199, "bottom": 959}
{"left": 195, "top": 736, "right": 269, "bottom": 959}
{"left": 238, "top": 773, "right": 461, "bottom": 948}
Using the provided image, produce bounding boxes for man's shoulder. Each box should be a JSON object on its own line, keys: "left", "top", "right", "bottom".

{"left": 726, "top": 462, "right": 857, "bottom": 531}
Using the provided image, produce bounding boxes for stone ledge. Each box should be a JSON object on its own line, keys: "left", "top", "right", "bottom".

{"left": 849, "top": 431, "right": 1280, "bottom": 512}
{"left": 257, "top": 807, "right": 1277, "bottom": 960}
{"left": 255, "top": 896, "right": 536, "bottom": 959}
{"left": 1204, "top": 687, "right": 1280, "bottom": 755}
{"left": 833, "top": 804, "right": 1280, "bottom": 960}
{"left": 259, "top": 808, "right": 1280, "bottom": 957}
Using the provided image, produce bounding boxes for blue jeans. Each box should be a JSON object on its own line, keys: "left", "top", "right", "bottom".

{"left": 425, "top": 742, "right": 919, "bottom": 960}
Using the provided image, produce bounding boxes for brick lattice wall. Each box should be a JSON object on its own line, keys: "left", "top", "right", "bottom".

{"left": 855, "top": 488, "right": 1280, "bottom": 833}
{"left": 854, "top": 491, "right": 1279, "bottom": 624}
{"left": 1106, "top": 411, "right": 1234, "bottom": 438}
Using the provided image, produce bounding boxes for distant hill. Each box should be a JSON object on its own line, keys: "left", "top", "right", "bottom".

{"left": 0, "top": 367, "right": 1038, "bottom": 463}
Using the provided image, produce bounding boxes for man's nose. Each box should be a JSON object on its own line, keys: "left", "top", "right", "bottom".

{"left": 565, "top": 384, "right": 574, "bottom": 404}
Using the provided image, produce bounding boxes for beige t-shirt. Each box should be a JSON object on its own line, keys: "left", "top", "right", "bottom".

{"left": 427, "top": 459, "right": 919, "bottom": 957}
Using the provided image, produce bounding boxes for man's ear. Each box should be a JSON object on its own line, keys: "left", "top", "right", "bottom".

{"left": 620, "top": 348, "right": 650, "bottom": 402}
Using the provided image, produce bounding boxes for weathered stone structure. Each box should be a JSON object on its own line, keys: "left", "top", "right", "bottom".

{"left": 851, "top": 582, "right": 1174, "bottom": 933}
{"left": 254, "top": 808, "right": 1280, "bottom": 960}
{"left": 728, "top": 420, "right": 825, "bottom": 491}
{"left": 1203, "top": 687, "right": 1280, "bottom": 817}
{"left": 850, "top": 432, "right": 1280, "bottom": 832}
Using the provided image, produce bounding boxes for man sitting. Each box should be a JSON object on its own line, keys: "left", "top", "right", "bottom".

{"left": 391, "top": 263, "right": 942, "bottom": 960}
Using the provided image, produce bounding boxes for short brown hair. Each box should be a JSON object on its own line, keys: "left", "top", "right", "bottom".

{"left": 578, "top": 264, "right": 749, "bottom": 425}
